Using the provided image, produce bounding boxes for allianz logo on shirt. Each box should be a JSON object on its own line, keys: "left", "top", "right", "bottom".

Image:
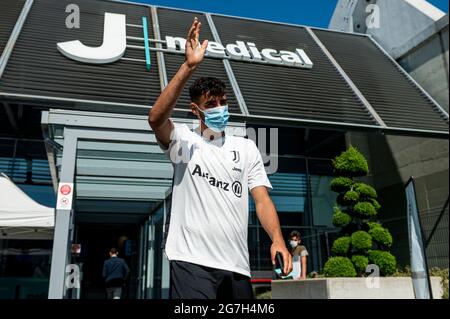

{"left": 192, "top": 164, "right": 242, "bottom": 198}
{"left": 57, "top": 12, "right": 314, "bottom": 70}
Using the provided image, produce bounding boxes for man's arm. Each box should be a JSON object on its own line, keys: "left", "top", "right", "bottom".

{"left": 148, "top": 17, "right": 208, "bottom": 147}
{"left": 251, "top": 186, "right": 292, "bottom": 276}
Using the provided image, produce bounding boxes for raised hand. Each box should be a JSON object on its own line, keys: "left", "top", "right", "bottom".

{"left": 185, "top": 17, "right": 209, "bottom": 69}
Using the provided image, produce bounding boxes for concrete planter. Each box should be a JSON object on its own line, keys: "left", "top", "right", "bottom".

{"left": 271, "top": 277, "right": 443, "bottom": 299}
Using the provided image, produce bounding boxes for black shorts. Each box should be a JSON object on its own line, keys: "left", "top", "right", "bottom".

{"left": 169, "top": 260, "right": 254, "bottom": 299}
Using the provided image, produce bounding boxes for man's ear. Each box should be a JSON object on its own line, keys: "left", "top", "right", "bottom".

{"left": 190, "top": 102, "right": 198, "bottom": 116}
{"left": 191, "top": 103, "right": 204, "bottom": 120}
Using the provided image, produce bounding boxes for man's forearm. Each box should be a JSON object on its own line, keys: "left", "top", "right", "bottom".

{"left": 255, "top": 198, "right": 284, "bottom": 244}
{"left": 252, "top": 186, "right": 292, "bottom": 274}
{"left": 148, "top": 62, "right": 196, "bottom": 130}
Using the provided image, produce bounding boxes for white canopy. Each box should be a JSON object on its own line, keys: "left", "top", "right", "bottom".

{"left": 0, "top": 173, "right": 54, "bottom": 240}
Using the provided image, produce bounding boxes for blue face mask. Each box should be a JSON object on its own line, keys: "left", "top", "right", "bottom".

{"left": 196, "top": 104, "right": 230, "bottom": 132}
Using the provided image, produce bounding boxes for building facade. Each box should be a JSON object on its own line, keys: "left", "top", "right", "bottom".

{"left": 330, "top": 0, "right": 449, "bottom": 269}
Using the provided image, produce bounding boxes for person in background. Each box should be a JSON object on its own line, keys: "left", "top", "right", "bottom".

{"left": 102, "top": 248, "right": 129, "bottom": 299}
{"left": 289, "top": 231, "right": 308, "bottom": 279}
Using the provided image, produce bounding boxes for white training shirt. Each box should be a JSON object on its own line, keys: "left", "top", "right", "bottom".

{"left": 158, "top": 123, "right": 272, "bottom": 277}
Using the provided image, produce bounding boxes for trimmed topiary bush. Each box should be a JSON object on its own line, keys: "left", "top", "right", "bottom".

{"left": 332, "top": 236, "right": 351, "bottom": 255}
{"left": 369, "top": 226, "right": 393, "bottom": 248}
{"left": 330, "top": 177, "right": 354, "bottom": 192}
{"left": 336, "top": 193, "right": 349, "bottom": 206}
{"left": 352, "top": 255, "right": 369, "bottom": 274}
{"left": 354, "top": 202, "right": 377, "bottom": 217}
{"left": 354, "top": 183, "right": 377, "bottom": 199}
{"left": 333, "top": 211, "right": 352, "bottom": 227}
{"left": 323, "top": 257, "right": 357, "bottom": 277}
{"left": 368, "top": 250, "right": 397, "bottom": 276}
{"left": 337, "top": 192, "right": 360, "bottom": 206}
{"left": 332, "top": 146, "right": 369, "bottom": 177}
{"left": 351, "top": 231, "right": 372, "bottom": 251}
{"left": 370, "top": 198, "right": 381, "bottom": 211}
{"left": 367, "top": 221, "right": 382, "bottom": 230}
{"left": 326, "top": 146, "right": 397, "bottom": 278}
{"left": 343, "top": 190, "right": 360, "bottom": 203}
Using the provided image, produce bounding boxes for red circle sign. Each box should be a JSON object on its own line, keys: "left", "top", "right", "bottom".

{"left": 60, "top": 184, "right": 72, "bottom": 195}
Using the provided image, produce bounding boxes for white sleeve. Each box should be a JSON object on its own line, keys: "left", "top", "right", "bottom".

{"left": 247, "top": 139, "right": 272, "bottom": 191}
{"left": 156, "top": 123, "right": 190, "bottom": 163}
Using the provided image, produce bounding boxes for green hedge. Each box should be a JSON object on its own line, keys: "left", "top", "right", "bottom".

{"left": 332, "top": 237, "right": 351, "bottom": 255}
{"left": 351, "top": 231, "right": 372, "bottom": 251}
{"left": 390, "top": 266, "right": 448, "bottom": 299}
{"left": 354, "top": 183, "right": 377, "bottom": 199}
{"left": 326, "top": 146, "right": 397, "bottom": 279}
{"left": 343, "top": 190, "right": 360, "bottom": 203}
{"left": 429, "top": 268, "right": 449, "bottom": 299}
{"left": 369, "top": 226, "right": 393, "bottom": 248}
{"left": 330, "top": 177, "right": 354, "bottom": 193}
{"left": 367, "top": 222, "right": 382, "bottom": 230}
{"left": 323, "top": 257, "right": 357, "bottom": 277}
{"left": 354, "top": 202, "right": 377, "bottom": 217}
{"left": 337, "top": 192, "right": 360, "bottom": 206}
{"left": 352, "top": 255, "right": 369, "bottom": 274}
{"left": 368, "top": 250, "right": 397, "bottom": 276}
{"left": 332, "top": 146, "right": 369, "bottom": 177}
{"left": 332, "top": 211, "right": 352, "bottom": 227}
{"left": 370, "top": 198, "right": 381, "bottom": 211}
{"left": 336, "top": 194, "right": 348, "bottom": 206}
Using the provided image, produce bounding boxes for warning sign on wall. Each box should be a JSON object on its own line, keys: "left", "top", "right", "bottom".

{"left": 56, "top": 183, "right": 74, "bottom": 210}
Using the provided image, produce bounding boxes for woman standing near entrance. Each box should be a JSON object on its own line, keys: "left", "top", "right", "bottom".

{"left": 289, "top": 231, "right": 309, "bottom": 280}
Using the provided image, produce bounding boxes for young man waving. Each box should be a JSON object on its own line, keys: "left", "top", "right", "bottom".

{"left": 148, "top": 17, "right": 292, "bottom": 299}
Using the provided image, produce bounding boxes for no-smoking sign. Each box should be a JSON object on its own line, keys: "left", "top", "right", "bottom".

{"left": 60, "top": 184, "right": 72, "bottom": 195}
{"left": 57, "top": 183, "right": 74, "bottom": 210}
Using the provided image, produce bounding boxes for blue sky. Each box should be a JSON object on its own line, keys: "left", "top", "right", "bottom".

{"left": 132, "top": 0, "right": 449, "bottom": 28}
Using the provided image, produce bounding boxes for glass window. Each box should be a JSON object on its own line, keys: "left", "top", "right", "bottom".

{"left": 249, "top": 157, "right": 309, "bottom": 271}
{"left": 17, "top": 184, "right": 56, "bottom": 207}
{"left": 248, "top": 156, "right": 340, "bottom": 273}
{"left": 309, "top": 159, "right": 338, "bottom": 227}
{"left": 0, "top": 240, "right": 52, "bottom": 299}
{"left": 0, "top": 139, "right": 55, "bottom": 207}
{"left": 310, "top": 175, "right": 337, "bottom": 227}
{"left": 0, "top": 139, "right": 52, "bottom": 185}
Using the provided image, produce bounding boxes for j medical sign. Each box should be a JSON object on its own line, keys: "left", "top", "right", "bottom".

{"left": 57, "top": 12, "right": 314, "bottom": 70}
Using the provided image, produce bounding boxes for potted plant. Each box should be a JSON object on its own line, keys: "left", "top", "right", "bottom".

{"left": 272, "top": 146, "right": 443, "bottom": 299}
{"left": 324, "top": 145, "right": 396, "bottom": 278}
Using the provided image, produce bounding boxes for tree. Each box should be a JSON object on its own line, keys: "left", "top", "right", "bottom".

{"left": 324, "top": 146, "right": 397, "bottom": 277}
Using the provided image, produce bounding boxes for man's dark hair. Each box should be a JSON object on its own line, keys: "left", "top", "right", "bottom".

{"left": 189, "top": 77, "right": 226, "bottom": 103}
{"left": 110, "top": 248, "right": 118, "bottom": 254}
{"left": 290, "top": 231, "right": 301, "bottom": 239}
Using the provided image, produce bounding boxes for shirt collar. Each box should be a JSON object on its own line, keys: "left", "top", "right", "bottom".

{"left": 193, "top": 126, "right": 226, "bottom": 144}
